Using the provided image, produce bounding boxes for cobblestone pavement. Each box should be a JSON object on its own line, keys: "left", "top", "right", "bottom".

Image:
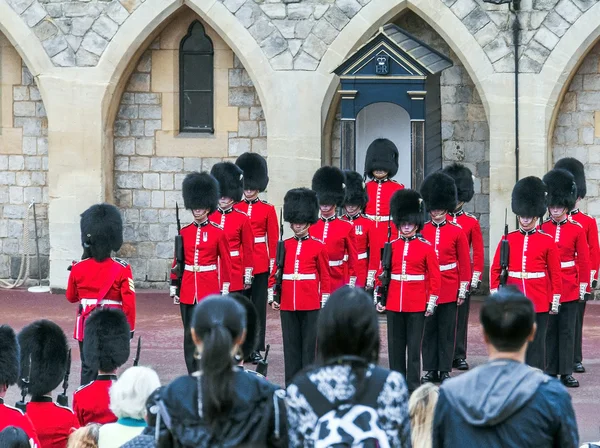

{"left": 2, "top": 289, "right": 600, "bottom": 442}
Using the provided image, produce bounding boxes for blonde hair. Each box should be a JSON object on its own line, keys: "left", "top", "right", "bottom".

{"left": 109, "top": 366, "right": 161, "bottom": 420}
{"left": 409, "top": 383, "right": 439, "bottom": 448}
{"left": 67, "top": 424, "right": 100, "bottom": 448}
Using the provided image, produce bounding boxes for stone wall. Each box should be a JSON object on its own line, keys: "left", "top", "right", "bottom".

{"left": 113, "top": 13, "right": 266, "bottom": 288}
{"left": 552, "top": 40, "right": 600, "bottom": 224}
{"left": 0, "top": 32, "right": 49, "bottom": 281}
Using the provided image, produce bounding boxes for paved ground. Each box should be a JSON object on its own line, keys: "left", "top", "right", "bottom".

{"left": 2, "top": 289, "right": 600, "bottom": 443}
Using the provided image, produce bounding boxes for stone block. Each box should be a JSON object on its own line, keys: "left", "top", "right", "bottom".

{"left": 303, "top": 34, "right": 328, "bottom": 60}
{"left": 135, "top": 93, "right": 160, "bottom": 106}
{"left": 259, "top": 121, "right": 267, "bottom": 137}
{"left": 131, "top": 120, "right": 145, "bottom": 137}
{"left": 53, "top": 48, "right": 77, "bottom": 67}
{"left": 155, "top": 242, "right": 173, "bottom": 259}
{"left": 294, "top": 52, "right": 319, "bottom": 71}
{"left": 238, "top": 121, "right": 259, "bottom": 137}
{"left": 160, "top": 174, "right": 174, "bottom": 190}
{"left": 24, "top": 156, "right": 41, "bottom": 171}
{"left": 144, "top": 120, "right": 162, "bottom": 137}
{"left": 42, "top": 35, "right": 68, "bottom": 58}
{"left": 15, "top": 172, "right": 30, "bottom": 187}
{"left": 261, "top": 32, "right": 288, "bottom": 59}
{"left": 139, "top": 105, "right": 162, "bottom": 119}
{"left": 3, "top": 205, "right": 26, "bottom": 219}
{"left": 583, "top": 75, "right": 600, "bottom": 90}
{"left": 250, "top": 107, "right": 264, "bottom": 120}
{"left": 450, "top": 0, "right": 478, "bottom": 19}
{"left": 288, "top": 39, "right": 302, "bottom": 57}
{"left": 12, "top": 255, "right": 48, "bottom": 280}
{"left": 31, "top": 171, "right": 45, "bottom": 186}
{"left": 9, "top": 186, "right": 23, "bottom": 204}
{"left": 184, "top": 157, "right": 202, "bottom": 172}
{"left": 324, "top": 6, "right": 349, "bottom": 30}
{"left": 229, "top": 88, "right": 256, "bottom": 107}
{"left": 252, "top": 138, "right": 268, "bottom": 156}
{"left": 8, "top": 155, "right": 24, "bottom": 171}
{"left": 578, "top": 93, "right": 600, "bottom": 111}
{"left": 136, "top": 52, "right": 152, "bottom": 73}
{"left": 118, "top": 105, "right": 138, "bottom": 119}
{"left": 126, "top": 73, "right": 151, "bottom": 92}
{"left": 14, "top": 101, "right": 36, "bottom": 117}
{"left": 248, "top": 18, "right": 276, "bottom": 42}
{"left": 106, "top": 0, "right": 130, "bottom": 25}
{"left": 115, "top": 156, "right": 129, "bottom": 171}
{"left": 115, "top": 138, "right": 135, "bottom": 155}
{"left": 463, "top": 7, "right": 490, "bottom": 34}
{"left": 273, "top": 19, "right": 297, "bottom": 39}
{"left": 129, "top": 156, "right": 149, "bottom": 172}
{"left": 115, "top": 120, "right": 131, "bottom": 137}
{"left": 14, "top": 117, "right": 42, "bottom": 137}
{"left": 13, "top": 87, "right": 29, "bottom": 102}
{"left": 133, "top": 190, "right": 151, "bottom": 207}
{"left": 238, "top": 107, "right": 250, "bottom": 120}
{"left": 22, "top": 137, "right": 37, "bottom": 155}
{"left": 115, "top": 190, "right": 132, "bottom": 208}
{"left": 441, "top": 66, "right": 462, "bottom": 85}
{"left": 571, "top": 112, "right": 595, "bottom": 127}
{"left": 483, "top": 37, "right": 511, "bottom": 63}
{"left": 22, "top": 68, "right": 33, "bottom": 86}
{"left": 36, "top": 103, "right": 46, "bottom": 118}
{"left": 0, "top": 172, "right": 16, "bottom": 185}
{"left": 146, "top": 259, "right": 169, "bottom": 281}
{"left": 314, "top": 5, "right": 329, "bottom": 20}
{"left": 228, "top": 138, "right": 251, "bottom": 156}
{"left": 34, "top": 20, "right": 58, "bottom": 41}
{"left": 46, "top": 4, "right": 62, "bottom": 18}
{"left": 116, "top": 173, "right": 142, "bottom": 189}
{"left": 135, "top": 138, "right": 154, "bottom": 156}
{"left": 571, "top": 0, "right": 596, "bottom": 11}
{"left": 7, "top": 0, "right": 34, "bottom": 15}
{"left": 63, "top": 2, "right": 101, "bottom": 18}
{"left": 202, "top": 158, "right": 223, "bottom": 172}
{"left": 150, "top": 157, "right": 183, "bottom": 172}
{"left": 22, "top": 2, "right": 47, "bottom": 27}
{"left": 92, "top": 15, "right": 119, "bottom": 41}
{"left": 151, "top": 191, "right": 164, "bottom": 208}
{"left": 165, "top": 190, "right": 182, "bottom": 206}
{"left": 71, "top": 17, "right": 94, "bottom": 37}
{"left": 122, "top": 93, "right": 135, "bottom": 104}
{"left": 474, "top": 22, "right": 499, "bottom": 48}
{"left": 261, "top": 3, "right": 286, "bottom": 18}
{"left": 295, "top": 19, "right": 316, "bottom": 39}
{"left": 224, "top": 0, "right": 246, "bottom": 13}
{"left": 66, "top": 35, "right": 82, "bottom": 52}
{"left": 143, "top": 172, "right": 160, "bottom": 189}
{"left": 140, "top": 209, "right": 159, "bottom": 223}
{"left": 555, "top": 0, "right": 582, "bottom": 23}
{"left": 534, "top": 26, "right": 560, "bottom": 51}
{"left": 288, "top": 3, "right": 313, "bottom": 19}
{"left": 543, "top": 11, "right": 570, "bottom": 37}
{"left": 582, "top": 127, "right": 595, "bottom": 145}
{"left": 81, "top": 31, "right": 109, "bottom": 57}
{"left": 0, "top": 156, "right": 7, "bottom": 171}
{"left": 336, "top": 0, "right": 361, "bottom": 18}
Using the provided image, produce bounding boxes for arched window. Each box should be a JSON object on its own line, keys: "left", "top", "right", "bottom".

{"left": 179, "top": 21, "right": 214, "bottom": 133}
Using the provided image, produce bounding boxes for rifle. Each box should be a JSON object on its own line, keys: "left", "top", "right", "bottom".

{"left": 16, "top": 354, "right": 32, "bottom": 412}
{"left": 499, "top": 209, "right": 510, "bottom": 287}
{"left": 170, "top": 203, "right": 184, "bottom": 296}
{"left": 377, "top": 220, "right": 393, "bottom": 307}
{"left": 273, "top": 209, "right": 286, "bottom": 304}
{"left": 133, "top": 336, "right": 142, "bottom": 366}
{"left": 56, "top": 349, "right": 71, "bottom": 407}
{"left": 256, "top": 344, "right": 270, "bottom": 377}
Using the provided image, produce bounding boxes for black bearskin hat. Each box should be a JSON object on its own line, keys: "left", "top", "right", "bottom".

{"left": 182, "top": 171, "right": 219, "bottom": 213}
{"left": 17, "top": 320, "right": 68, "bottom": 396}
{"left": 80, "top": 203, "right": 123, "bottom": 261}
{"left": 543, "top": 169, "right": 577, "bottom": 211}
{"left": 229, "top": 293, "right": 259, "bottom": 360}
{"left": 420, "top": 172, "right": 457, "bottom": 212}
{"left": 312, "top": 166, "right": 346, "bottom": 207}
{"left": 555, "top": 157, "right": 586, "bottom": 199}
{"left": 344, "top": 170, "right": 368, "bottom": 208}
{"left": 391, "top": 189, "right": 425, "bottom": 231}
{"left": 211, "top": 162, "right": 244, "bottom": 202}
{"left": 364, "top": 138, "right": 399, "bottom": 179}
{"left": 235, "top": 153, "right": 269, "bottom": 192}
{"left": 83, "top": 309, "right": 130, "bottom": 374}
{"left": 442, "top": 163, "right": 474, "bottom": 204}
{"left": 283, "top": 188, "right": 319, "bottom": 224}
{"left": 0, "top": 325, "right": 19, "bottom": 387}
{"left": 511, "top": 176, "right": 547, "bottom": 217}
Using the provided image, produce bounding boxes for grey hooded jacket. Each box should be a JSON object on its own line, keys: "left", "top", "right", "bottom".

{"left": 432, "top": 359, "right": 578, "bottom": 448}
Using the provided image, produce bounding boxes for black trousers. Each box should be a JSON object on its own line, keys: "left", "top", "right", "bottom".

{"left": 546, "top": 300, "right": 578, "bottom": 376}
{"left": 387, "top": 311, "right": 425, "bottom": 393}
{"left": 78, "top": 341, "right": 97, "bottom": 386}
{"left": 526, "top": 312, "right": 548, "bottom": 370}
{"left": 249, "top": 272, "right": 268, "bottom": 351}
{"left": 574, "top": 301, "right": 586, "bottom": 364}
{"left": 453, "top": 294, "right": 471, "bottom": 361}
{"left": 180, "top": 303, "right": 197, "bottom": 375}
{"left": 422, "top": 302, "right": 457, "bottom": 373}
{"left": 280, "top": 310, "right": 319, "bottom": 386}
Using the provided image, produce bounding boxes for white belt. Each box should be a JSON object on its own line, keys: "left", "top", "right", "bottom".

{"left": 391, "top": 274, "right": 425, "bottom": 281}
{"left": 358, "top": 252, "right": 368, "bottom": 260}
{"left": 230, "top": 251, "right": 240, "bottom": 257}
{"left": 508, "top": 271, "right": 546, "bottom": 279}
{"left": 561, "top": 260, "right": 575, "bottom": 268}
{"left": 80, "top": 299, "right": 122, "bottom": 307}
{"left": 282, "top": 273, "right": 316, "bottom": 280}
{"left": 329, "top": 259, "right": 345, "bottom": 267}
{"left": 365, "top": 214, "right": 390, "bottom": 222}
{"left": 439, "top": 262, "right": 457, "bottom": 272}
{"left": 184, "top": 264, "right": 217, "bottom": 273}
{"left": 254, "top": 236, "right": 266, "bottom": 243}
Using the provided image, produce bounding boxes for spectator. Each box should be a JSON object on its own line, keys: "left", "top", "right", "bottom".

{"left": 286, "top": 287, "right": 411, "bottom": 447}
{"left": 157, "top": 296, "right": 286, "bottom": 447}
{"left": 432, "top": 287, "right": 579, "bottom": 448}
{"left": 0, "top": 426, "right": 31, "bottom": 448}
{"left": 409, "top": 383, "right": 439, "bottom": 448}
{"left": 120, "top": 389, "right": 165, "bottom": 448}
{"left": 67, "top": 424, "right": 100, "bottom": 448}
{"left": 97, "top": 367, "right": 160, "bottom": 448}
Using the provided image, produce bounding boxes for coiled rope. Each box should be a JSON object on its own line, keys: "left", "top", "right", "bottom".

{"left": 0, "top": 202, "right": 33, "bottom": 289}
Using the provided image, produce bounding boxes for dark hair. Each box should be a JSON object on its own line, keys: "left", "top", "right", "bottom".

{"left": 480, "top": 287, "right": 535, "bottom": 352}
{"left": 192, "top": 296, "right": 246, "bottom": 428}
{"left": 0, "top": 426, "right": 31, "bottom": 448}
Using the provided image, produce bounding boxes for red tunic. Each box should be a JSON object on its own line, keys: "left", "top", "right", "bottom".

{"left": 383, "top": 235, "right": 441, "bottom": 312}
{"left": 72, "top": 374, "right": 117, "bottom": 426}
{"left": 209, "top": 207, "right": 255, "bottom": 292}
{"left": 234, "top": 198, "right": 278, "bottom": 275}
{"left": 26, "top": 398, "right": 79, "bottom": 448}
{"left": 541, "top": 218, "right": 591, "bottom": 302}
{"left": 343, "top": 213, "right": 380, "bottom": 288}
{"left": 66, "top": 258, "right": 136, "bottom": 342}
{"left": 170, "top": 220, "right": 232, "bottom": 305}
{"left": 490, "top": 229, "right": 562, "bottom": 312}
{"left": 570, "top": 209, "right": 599, "bottom": 285}
{"left": 268, "top": 235, "right": 331, "bottom": 311}
{"left": 364, "top": 179, "right": 404, "bottom": 255}
{"left": 0, "top": 399, "right": 41, "bottom": 447}
{"left": 309, "top": 216, "right": 358, "bottom": 291}
{"left": 421, "top": 219, "right": 471, "bottom": 304}
{"left": 448, "top": 209, "right": 485, "bottom": 287}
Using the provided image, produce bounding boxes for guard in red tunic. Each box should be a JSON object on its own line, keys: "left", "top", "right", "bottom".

{"left": 419, "top": 172, "right": 471, "bottom": 384}
{"left": 66, "top": 203, "right": 136, "bottom": 385}
{"left": 210, "top": 162, "right": 255, "bottom": 293}
{"left": 541, "top": 168, "right": 590, "bottom": 388}
{"left": 268, "top": 188, "right": 331, "bottom": 385}
{"left": 310, "top": 166, "right": 358, "bottom": 291}
{"left": 0, "top": 325, "right": 41, "bottom": 446}
{"left": 363, "top": 139, "right": 405, "bottom": 256}
{"left": 170, "top": 172, "right": 232, "bottom": 374}
{"left": 235, "top": 153, "right": 278, "bottom": 364}
{"left": 442, "top": 163, "right": 485, "bottom": 371}
{"left": 555, "top": 157, "right": 600, "bottom": 374}
{"left": 18, "top": 320, "right": 79, "bottom": 448}
{"left": 490, "top": 176, "right": 562, "bottom": 371}
{"left": 73, "top": 309, "right": 131, "bottom": 426}
{"left": 377, "top": 189, "right": 441, "bottom": 393}
{"left": 342, "top": 171, "right": 379, "bottom": 289}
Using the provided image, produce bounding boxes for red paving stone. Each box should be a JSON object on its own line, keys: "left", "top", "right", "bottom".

{"left": 2, "top": 289, "right": 600, "bottom": 442}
